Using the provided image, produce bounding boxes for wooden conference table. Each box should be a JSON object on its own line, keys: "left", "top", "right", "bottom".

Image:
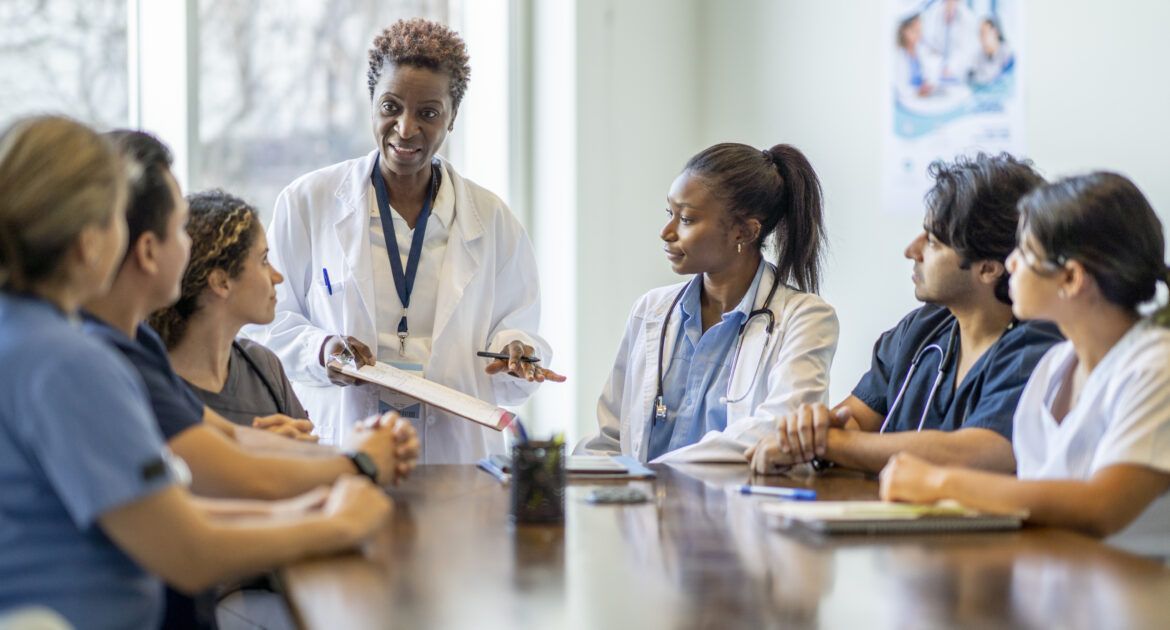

{"left": 281, "top": 464, "right": 1170, "bottom": 629}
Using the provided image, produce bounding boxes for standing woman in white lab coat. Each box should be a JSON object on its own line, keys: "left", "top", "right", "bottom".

{"left": 250, "top": 18, "right": 564, "bottom": 460}
{"left": 582, "top": 143, "right": 839, "bottom": 463}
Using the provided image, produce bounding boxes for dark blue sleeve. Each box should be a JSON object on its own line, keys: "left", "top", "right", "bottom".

{"left": 136, "top": 326, "right": 204, "bottom": 440}
{"left": 962, "top": 322, "right": 1063, "bottom": 440}
{"left": 851, "top": 320, "right": 911, "bottom": 417}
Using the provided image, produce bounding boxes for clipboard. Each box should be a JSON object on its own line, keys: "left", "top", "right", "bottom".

{"left": 330, "top": 360, "right": 515, "bottom": 431}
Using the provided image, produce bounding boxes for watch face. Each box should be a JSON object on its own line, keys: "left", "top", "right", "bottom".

{"left": 350, "top": 451, "right": 379, "bottom": 482}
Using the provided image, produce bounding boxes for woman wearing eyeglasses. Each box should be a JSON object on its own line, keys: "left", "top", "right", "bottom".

{"left": 881, "top": 173, "right": 1170, "bottom": 555}
{"left": 580, "top": 143, "right": 839, "bottom": 463}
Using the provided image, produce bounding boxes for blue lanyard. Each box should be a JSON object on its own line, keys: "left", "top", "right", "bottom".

{"left": 370, "top": 155, "right": 439, "bottom": 352}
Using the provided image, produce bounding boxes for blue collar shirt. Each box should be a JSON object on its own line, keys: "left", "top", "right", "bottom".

{"left": 646, "top": 262, "right": 765, "bottom": 460}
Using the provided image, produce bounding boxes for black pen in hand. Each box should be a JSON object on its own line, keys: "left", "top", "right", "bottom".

{"left": 476, "top": 351, "right": 541, "bottom": 364}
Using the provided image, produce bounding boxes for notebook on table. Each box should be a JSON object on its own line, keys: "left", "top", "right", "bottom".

{"left": 761, "top": 500, "right": 1026, "bottom": 535}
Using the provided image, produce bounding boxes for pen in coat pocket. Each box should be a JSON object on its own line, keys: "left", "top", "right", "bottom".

{"left": 321, "top": 267, "right": 357, "bottom": 365}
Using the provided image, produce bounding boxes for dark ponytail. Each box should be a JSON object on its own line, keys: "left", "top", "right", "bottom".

{"left": 683, "top": 143, "right": 826, "bottom": 293}
{"left": 1155, "top": 266, "right": 1170, "bottom": 328}
{"left": 1018, "top": 172, "right": 1169, "bottom": 326}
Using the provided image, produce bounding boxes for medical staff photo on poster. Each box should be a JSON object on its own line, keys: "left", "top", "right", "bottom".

{"left": 884, "top": 0, "right": 1025, "bottom": 215}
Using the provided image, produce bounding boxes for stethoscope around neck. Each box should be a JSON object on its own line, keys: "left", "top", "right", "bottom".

{"left": 654, "top": 269, "right": 781, "bottom": 421}
{"left": 879, "top": 316, "right": 958, "bottom": 433}
{"left": 878, "top": 314, "right": 1017, "bottom": 433}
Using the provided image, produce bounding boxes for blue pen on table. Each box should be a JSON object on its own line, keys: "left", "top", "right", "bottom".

{"left": 476, "top": 458, "right": 510, "bottom": 485}
{"left": 738, "top": 484, "right": 817, "bottom": 501}
{"left": 322, "top": 268, "right": 358, "bottom": 365}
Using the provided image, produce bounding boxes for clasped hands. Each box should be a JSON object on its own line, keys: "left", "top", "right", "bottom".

{"left": 745, "top": 403, "right": 853, "bottom": 475}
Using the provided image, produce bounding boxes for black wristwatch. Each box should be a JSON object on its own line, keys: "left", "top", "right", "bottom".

{"left": 810, "top": 457, "right": 836, "bottom": 473}
{"left": 346, "top": 451, "right": 379, "bottom": 483}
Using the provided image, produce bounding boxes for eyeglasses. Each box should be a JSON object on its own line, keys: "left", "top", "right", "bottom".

{"left": 1011, "top": 245, "right": 1067, "bottom": 277}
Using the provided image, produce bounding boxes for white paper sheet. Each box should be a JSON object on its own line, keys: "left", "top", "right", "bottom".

{"left": 331, "top": 360, "right": 513, "bottom": 431}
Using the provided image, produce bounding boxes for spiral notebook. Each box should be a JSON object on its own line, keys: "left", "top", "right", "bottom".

{"left": 761, "top": 501, "right": 1026, "bottom": 535}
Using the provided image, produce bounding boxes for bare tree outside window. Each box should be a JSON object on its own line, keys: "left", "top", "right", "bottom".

{"left": 0, "top": 0, "right": 128, "bottom": 129}
{"left": 195, "top": 0, "right": 447, "bottom": 222}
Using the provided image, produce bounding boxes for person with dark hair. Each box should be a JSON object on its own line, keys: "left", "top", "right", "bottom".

{"left": 86, "top": 129, "right": 417, "bottom": 495}
{"left": 969, "top": 18, "right": 1015, "bottom": 87}
{"left": 581, "top": 143, "right": 839, "bottom": 463}
{"left": 895, "top": 11, "right": 938, "bottom": 100}
{"left": 882, "top": 172, "right": 1170, "bottom": 555}
{"left": 85, "top": 131, "right": 418, "bottom": 628}
{"left": 150, "top": 190, "right": 311, "bottom": 430}
{"left": 248, "top": 17, "right": 565, "bottom": 460}
{"left": 749, "top": 153, "right": 1062, "bottom": 475}
{"left": 0, "top": 115, "right": 391, "bottom": 630}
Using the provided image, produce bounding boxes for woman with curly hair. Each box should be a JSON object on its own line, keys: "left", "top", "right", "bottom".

{"left": 149, "top": 190, "right": 313, "bottom": 437}
{"left": 248, "top": 18, "right": 565, "bottom": 458}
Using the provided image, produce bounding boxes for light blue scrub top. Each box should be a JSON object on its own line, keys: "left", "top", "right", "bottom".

{"left": 647, "top": 261, "right": 765, "bottom": 460}
{"left": 0, "top": 293, "right": 174, "bottom": 629}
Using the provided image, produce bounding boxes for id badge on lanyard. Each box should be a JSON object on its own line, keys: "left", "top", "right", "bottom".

{"left": 370, "top": 154, "right": 438, "bottom": 357}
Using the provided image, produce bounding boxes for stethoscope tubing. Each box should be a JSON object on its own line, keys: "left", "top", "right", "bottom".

{"left": 655, "top": 268, "right": 781, "bottom": 419}
{"left": 877, "top": 316, "right": 958, "bottom": 434}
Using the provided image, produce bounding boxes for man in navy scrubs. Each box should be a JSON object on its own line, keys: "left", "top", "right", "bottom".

{"left": 748, "top": 153, "right": 1062, "bottom": 474}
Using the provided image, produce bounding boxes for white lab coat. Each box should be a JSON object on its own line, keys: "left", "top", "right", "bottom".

{"left": 580, "top": 264, "right": 839, "bottom": 463}
{"left": 246, "top": 150, "right": 549, "bottom": 462}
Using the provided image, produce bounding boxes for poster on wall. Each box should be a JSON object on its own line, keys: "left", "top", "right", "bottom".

{"left": 883, "top": 0, "right": 1024, "bottom": 214}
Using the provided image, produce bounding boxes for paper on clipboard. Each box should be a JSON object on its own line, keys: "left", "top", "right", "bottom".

{"left": 330, "top": 360, "right": 515, "bottom": 431}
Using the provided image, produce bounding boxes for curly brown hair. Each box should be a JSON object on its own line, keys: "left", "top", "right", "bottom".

{"left": 367, "top": 17, "right": 471, "bottom": 109}
{"left": 148, "top": 190, "right": 259, "bottom": 348}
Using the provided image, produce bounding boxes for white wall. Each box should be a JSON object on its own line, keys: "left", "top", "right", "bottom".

{"left": 697, "top": 0, "right": 1170, "bottom": 403}
{"left": 531, "top": 0, "right": 1170, "bottom": 439}
{"left": 528, "top": 0, "right": 703, "bottom": 443}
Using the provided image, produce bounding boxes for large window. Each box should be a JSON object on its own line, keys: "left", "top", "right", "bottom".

{"left": 0, "top": 0, "right": 129, "bottom": 128}
{"left": 194, "top": 0, "right": 448, "bottom": 220}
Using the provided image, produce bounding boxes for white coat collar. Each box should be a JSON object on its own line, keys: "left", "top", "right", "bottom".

{"left": 335, "top": 150, "right": 486, "bottom": 243}
{"left": 364, "top": 161, "right": 456, "bottom": 230}
{"left": 331, "top": 150, "right": 490, "bottom": 350}
{"left": 631, "top": 261, "right": 782, "bottom": 460}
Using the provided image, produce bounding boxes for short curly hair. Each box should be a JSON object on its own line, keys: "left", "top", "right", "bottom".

{"left": 148, "top": 190, "right": 260, "bottom": 349}
{"left": 367, "top": 18, "right": 471, "bottom": 110}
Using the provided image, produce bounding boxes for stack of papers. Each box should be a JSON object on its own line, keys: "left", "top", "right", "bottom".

{"left": 762, "top": 500, "right": 1026, "bottom": 535}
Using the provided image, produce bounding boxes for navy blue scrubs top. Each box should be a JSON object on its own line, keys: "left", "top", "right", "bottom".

{"left": 852, "top": 304, "right": 1062, "bottom": 439}
{"left": 82, "top": 315, "right": 204, "bottom": 440}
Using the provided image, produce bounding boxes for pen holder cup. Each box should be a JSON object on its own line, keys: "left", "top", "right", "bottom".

{"left": 510, "top": 440, "right": 565, "bottom": 524}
